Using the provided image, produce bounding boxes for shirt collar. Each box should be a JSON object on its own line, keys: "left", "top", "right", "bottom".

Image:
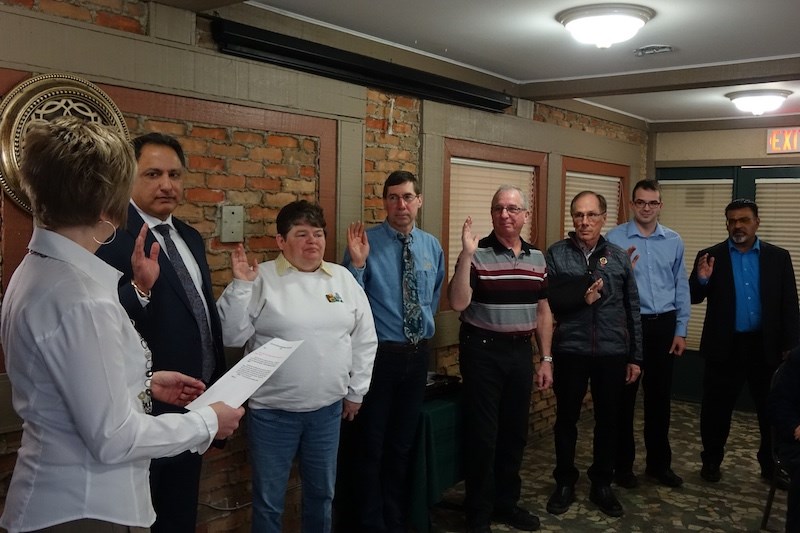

{"left": 728, "top": 236, "right": 761, "bottom": 253}
{"left": 484, "top": 231, "right": 532, "bottom": 255}
{"left": 28, "top": 226, "right": 121, "bottom": 291}
{"left": 379, "top": 219, "right": 417, "bottom": 242}
{"left": 275, "top": 252, "right": 333, "bottom": 276}
{"left": 131, "top": 201, "right": 175, "bottom": 230}
{"left": 626, "top": 220, "right": 665, "bottom": 239}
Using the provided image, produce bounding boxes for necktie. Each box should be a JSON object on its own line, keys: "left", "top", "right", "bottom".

{"left": 155, "top": 224, "right": 215, "bottom": 382}
{"left": 399, "top": 234, "right": 423, "bottom": 344}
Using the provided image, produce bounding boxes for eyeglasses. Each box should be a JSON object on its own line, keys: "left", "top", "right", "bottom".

{"left": 633, "top": 200, "right": 662, "bottom": 209}
{"left": 386, "top": 193, "right": 419, "bottom": 204}
{"left": 572, "top": 212, "right": 606, "bottom": 222}
{"left": 491, "top": 205, "right": 526, "bottom": 215}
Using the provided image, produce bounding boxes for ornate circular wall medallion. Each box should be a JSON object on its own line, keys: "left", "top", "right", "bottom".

{"left": 0, "top": 73, "right": 129, "bottom": 212}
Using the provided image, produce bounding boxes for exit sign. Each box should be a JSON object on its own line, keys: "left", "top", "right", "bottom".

{"left": 767, "top": 128, "right": 800, "bottom": 154}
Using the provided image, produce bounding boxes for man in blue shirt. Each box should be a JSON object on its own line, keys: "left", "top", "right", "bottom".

{"left": 689, "top": 198, "right": 799, "bottom": 486}
{"left": 607, "top": 179, "right": 690, "bottom": 489}
{"left": 342, "top": 170, "right": 445, "bottom": 532}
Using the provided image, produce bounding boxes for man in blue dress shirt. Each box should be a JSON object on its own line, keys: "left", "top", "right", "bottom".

{"left": 342, "top": 170, "right": 445, "bottom": 533}
{"left": 689, "top": 198, "right": 799, "bottom": 485}
{"left": 607, "top": 179, "right": 690, "bottom": 489}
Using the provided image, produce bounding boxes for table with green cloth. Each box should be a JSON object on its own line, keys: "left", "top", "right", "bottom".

{"left": 409, "top": 393, "right": 463, "bottom": 533}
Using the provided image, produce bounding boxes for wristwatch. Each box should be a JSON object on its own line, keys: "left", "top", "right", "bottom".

{"left": 542, "top": 355, "right": 553, "bottom": 363}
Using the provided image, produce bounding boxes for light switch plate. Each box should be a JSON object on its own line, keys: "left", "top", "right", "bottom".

{"left": 220, "top": 205, "right": 244, "bottom": 243}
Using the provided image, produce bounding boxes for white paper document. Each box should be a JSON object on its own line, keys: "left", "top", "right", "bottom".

{"left": 186, "top": 338, "right": 303, "bottom": 410}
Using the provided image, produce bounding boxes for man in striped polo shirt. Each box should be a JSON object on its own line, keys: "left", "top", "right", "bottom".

{"left": 449, "top": 185, "right": 554, "bottom": 533}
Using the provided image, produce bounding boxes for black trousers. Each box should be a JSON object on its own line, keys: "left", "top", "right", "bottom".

{"left": 459, "top": 326, "right": 533, "bottom": 527}
{"left": 700, "top": 331, "right": 775, "bottom": 472}
{"left": 149, "top": 451, "right": 202, "bottom": 533}
{"left": 349, "top": 342, "right": 429, "bottom": 533}
{"left": 616, "top": 312, "right": 677, "bottom": 473}
{"left": 553, "top": 354, "right": 628, "bottom": 487}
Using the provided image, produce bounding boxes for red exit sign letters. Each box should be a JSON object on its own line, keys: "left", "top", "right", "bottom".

{"left": 767, "top": 128, "right": 800, "bottom": 154}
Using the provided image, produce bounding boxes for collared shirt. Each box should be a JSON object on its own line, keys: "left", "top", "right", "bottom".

{"left": 343, "top": 220, "right": 445, "bottom": 343}
{"left": 0, "top": 227, "right": 217, "bottom": 532}
{"left": 460, "top": 231, "right": 547, "bottom": 335}
{"left": 217, "top": 253, "right": 378, "bottom": 410}
{"left": 729, "top": 237, "right": 762, "bottom": 332}
{"left": 606, "top": 221, "right": 691, "bottom": 337}
{"left": 130, "top": 202, "right": 213, "bottom": 327}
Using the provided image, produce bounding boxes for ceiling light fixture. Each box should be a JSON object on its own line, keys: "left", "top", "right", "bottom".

{"left": 725, "top": 90, "right": 793, "bottom": 116}
{"left": 556, "top": 3, "right": 656, "bottom": 49}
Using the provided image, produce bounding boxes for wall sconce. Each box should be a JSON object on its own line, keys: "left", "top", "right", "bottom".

{"left": 556, "top": 3, "right": 656, "bottom": 49}
{"left": 725, "top": 90, "right": 793, "bottom": 116}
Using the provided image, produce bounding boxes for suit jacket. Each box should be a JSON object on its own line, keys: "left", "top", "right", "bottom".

{"left": 97, "top": 204, "right": 226, "bottom": 415}
{"left": 689, "top": 238, "right": 800, "bottom": 367}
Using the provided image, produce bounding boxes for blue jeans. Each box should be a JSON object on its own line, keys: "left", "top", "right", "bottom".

{"left": 248, "top": 401, "right": 343, "bottom": 533}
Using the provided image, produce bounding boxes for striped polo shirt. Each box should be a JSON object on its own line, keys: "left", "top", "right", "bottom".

{"left": 460, "top": 231, "right": 548, "bottom": 335}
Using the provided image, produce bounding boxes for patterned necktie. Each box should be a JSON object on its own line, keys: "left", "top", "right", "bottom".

{"left": 399, "top": 234, "right": 423, "bottom": 344}
{"left": 155, "top": 224, "right": 215, "bottom": 382}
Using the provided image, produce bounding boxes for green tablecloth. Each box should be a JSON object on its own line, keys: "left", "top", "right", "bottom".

{"left": 409, "top": 393, "right": 463, "bottom": 532}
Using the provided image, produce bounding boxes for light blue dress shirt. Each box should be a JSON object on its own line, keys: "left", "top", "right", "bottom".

{"left": 343, "top": 220, "right": 445, "bottom": 343}
{"left": 606, "top": 220, "right": 690, "bottom": 337}
{"left": 729, "top": 237, "right": 762, "bottom": 332}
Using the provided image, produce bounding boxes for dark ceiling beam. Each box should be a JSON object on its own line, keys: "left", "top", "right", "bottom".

{"left": 518, "top": 57, "right": 800, "bottom": 100}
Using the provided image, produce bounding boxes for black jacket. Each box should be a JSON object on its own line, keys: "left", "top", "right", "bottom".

{"left": 545, "top": 233, "right": 642, "bottom": 363}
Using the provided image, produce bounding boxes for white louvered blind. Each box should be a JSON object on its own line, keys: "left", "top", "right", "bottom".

{"left": 448, "top": 158, "right": 535, "bottom": 280}
{"left": 755, "top": 178, "right": 800, "bottom": 293}
{"left": 563, "top": 172, "right": 622, "bottom": 237}
{"left": 658, "top": 179, "right": 733, "bottom": 350}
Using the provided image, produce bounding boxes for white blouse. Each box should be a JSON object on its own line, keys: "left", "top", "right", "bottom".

{"left": 0, "top": 227, "right": 219, "bottom": 532}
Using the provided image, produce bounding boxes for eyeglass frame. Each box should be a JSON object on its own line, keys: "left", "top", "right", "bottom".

{"left": 571, "top": 211, "right": 606, "bottom": 222}
{"left": 491, "top": 205, "right": 527, "bottom": 215}
{"left": 632, "top": 199, "right": 662, "bottom": 209}
{"left": 385, "top": 193, "right": 420, "bottom": 204}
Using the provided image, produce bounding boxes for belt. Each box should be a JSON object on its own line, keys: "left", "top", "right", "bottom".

{"left": 461, "top": 323, "right": 532, "bottom": 343}
{"left": 378, "top": 338, "right": 429, "bottom": 354}
{"left": 640, "top": 310, "right": 677, "bottom": 321}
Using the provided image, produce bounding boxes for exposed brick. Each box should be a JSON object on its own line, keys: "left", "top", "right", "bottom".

{"left": 145, "top": 120, "right": 186, "bottom": 136}
{"left": 229, "top": 159, "right": 263, "bottom": 177}
{"left": 207, "top": 174, "right": 245, "bottom": 189}
{"left": 284, "top": 178, "right": 316, "bottom": 194}
{"left": 124, "top": 1, "right": 145, "bottom": 17}
{"left": 267, "top": 135, "right": 298, "bottom": 148}
{"left": 395, "top": 96, "right": 416, "bottom": 109}
{"left": 388, "top": 148, "right": 412, "bottom": 160}
{"left": 181, "top": 171, "right": 206, "bottom": 188}
{"left": 301, "top": 139, "right": 317, "bottom": 152}
{"left": 248, "top": 146, "right": 282, "bottom": 162}
{"left": 185, "top": 188, "right": 224, "bottom": 203}
{"left": 97, "top": 11, "right": 142, "bottom": 34}
{"left": 91, "top": 0, "right": 123, "bottom": 10}
{"left": 188, "top": 155, "right": 225, "bottom": 172}
{"left": 265, "top": 164, "right": 290, "bottom": 178}
{"left": 299, "top": 165, "right": 316, "bottom": 178}
{"left": 365, "top": 147, "right": 387, "bottom": 160}
{"left": 226, "top": 190, "right": 263, "bottom": 205}
{"left": 4, "top": 0, "right": 34, "bottom": 8}
{"left": 365, "top": 117, "right": 387, "bottom": 131}
{"left": 40, "top": 0, "right": 92, "bottom": 22}
{"left": 177, "top": 137, "right": 208, "bottom": 155}
{"left": 247, "top": 177, "right": 281, "bottom": 191}
{"left": 247, "top": 206, "right": 279, "bottom": 222}
{"left": 233, "top": 131, "right": 264, "bottom": 144}
{"left": 209, "top": 143, "right": 247, "bottom": 158}
{"left": 262, "top": 192, "right": 297, "bottom": 207}
{"left": 247, "top": 235, "right": 278, "bottom": 250}
{"left": 192, "top": 126, "right": 227, "bottom": 140}
{"left": 173, "top": 203, "right": 205, "bottom": 221}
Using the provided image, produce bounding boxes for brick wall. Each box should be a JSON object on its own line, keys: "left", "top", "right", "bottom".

{"left": 0, "top": 0, "right": 146, "bottom": 34}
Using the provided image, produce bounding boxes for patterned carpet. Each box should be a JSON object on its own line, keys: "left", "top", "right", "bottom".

{"left": 429, "top": 400, "right": 787, "bottom": 532}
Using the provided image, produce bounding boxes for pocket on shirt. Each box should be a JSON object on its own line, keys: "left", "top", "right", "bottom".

{"left": 416, "top": 268, "right": 435, "bottom": 306}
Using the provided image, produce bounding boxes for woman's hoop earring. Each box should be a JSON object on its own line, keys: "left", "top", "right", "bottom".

{"left": 93, "top": 219, "right": 117, "bottom": 246}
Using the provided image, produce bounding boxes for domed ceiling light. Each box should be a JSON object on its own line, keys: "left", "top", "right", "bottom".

{"left": 725, "top": 90, "right": 793, "bottom": 116}
{"left": 556, "top": 3, "right": 656, "bottom": 49}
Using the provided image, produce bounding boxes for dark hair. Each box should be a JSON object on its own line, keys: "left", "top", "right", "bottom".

{"left": 276, "top": 200, "right": 327, "bottom": 237}
{"left": 725, "top": 198, "right": 758, "bottom": 218}
{"left": 382, "top": 170, "right": 420, "bottom": 198}
{"left": 132, "top": 132, "right": 186, "bottom": 167}
{"left": 21, "top": 117, "right": 135, "bottom": 229}
{"left": 632, "top": 179, "right": 661, "bottom": 199}
{"left": 570, "top": 190, "right": 607, "bottom": 215}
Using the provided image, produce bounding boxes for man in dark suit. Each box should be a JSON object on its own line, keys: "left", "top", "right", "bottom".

{"left": 689, "top": 198, "right": 799, "bottom": 486}
{"left": 97, "top": 133, "right": 227, "bottom": 533}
